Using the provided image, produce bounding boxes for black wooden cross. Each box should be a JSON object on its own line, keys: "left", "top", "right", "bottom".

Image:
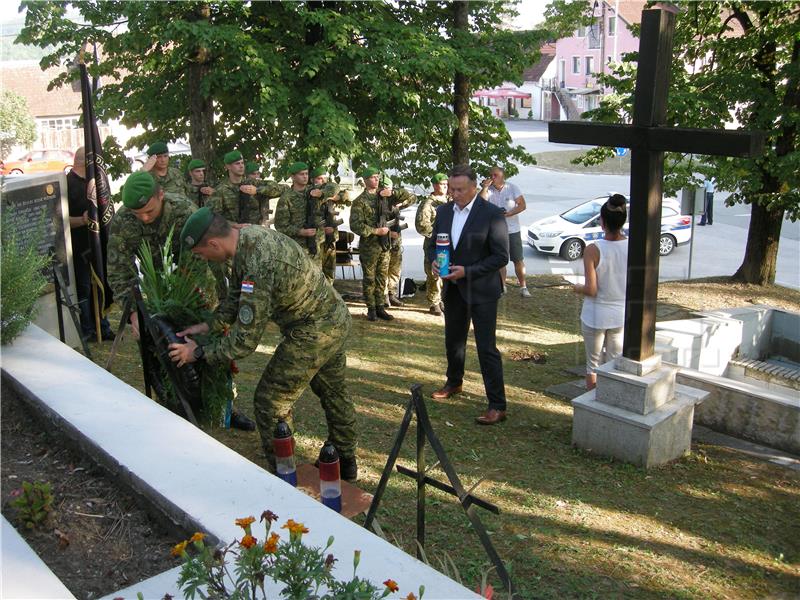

{"left": 549, "top": 6, "right": 764, "bottom": 362}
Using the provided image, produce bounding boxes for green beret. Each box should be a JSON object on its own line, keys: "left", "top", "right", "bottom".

{"left": 288, "top": 161, "right": 309, "bottom": 175}
{"left": 310, "top": 166, "right": 326, "bottom": 179}
{"left": 245, "top": 161, "right": 260, "bottom": 175}
{"left": 180, "top": 207, "right": 215, "bottom": 249}
{"left": 187, "top": 159, "right": 205, "bottom": 171}
{"left": 379, "top": 174, "right": 393, "bottom": 188}
{"left": 147, "top": 141, "right": 168, "bottom": 156}
{"left": 224, "top": 150, "right": 243, "bottom": 165}
{"left": 121, "top": 171, "right": 156, "bottom": 209}
{"left": 360, "top": 166, "right": 379, "bottom": 179}
{"left": 431, "top": 173, "right": 447, "bottom": 184}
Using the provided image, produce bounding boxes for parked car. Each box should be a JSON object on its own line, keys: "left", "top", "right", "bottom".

{"left": 0, "top": 149, "right": 74, "bottom": 175}
{"left": 526, "top": 194, "right": 692, "bottom": 260}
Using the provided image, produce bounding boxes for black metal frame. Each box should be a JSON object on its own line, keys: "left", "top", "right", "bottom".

{"left": 364, "top": 384, "right": 514, "bottom": 595}
{"left": 52, "top": 260, "right": 92, "bottom": 359}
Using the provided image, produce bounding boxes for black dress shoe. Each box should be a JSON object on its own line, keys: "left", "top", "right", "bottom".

{"left": 101, "top": 329, "right": 115, "bottom": 341}
{"left": 375, "top": 306, "right": 394, "bottom": 321}
{"left": 367, "top": 308, "right": 377, "bottom": 321}
{"left": 230, "top": 411, "right": 256, "bottom": 431}
{"left": 388, "top": 294, "right": 404, "bottom": 307}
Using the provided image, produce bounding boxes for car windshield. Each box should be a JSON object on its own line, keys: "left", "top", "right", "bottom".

{"left": 560, "top": 199, "right": 606, "bottom": 224}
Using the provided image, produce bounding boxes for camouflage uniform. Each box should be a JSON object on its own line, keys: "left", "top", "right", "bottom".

{"left": 209, "top": 179, "right": 287, "bottom": 225}
{"left": 322, "top": 190, "right": 351, "bottom": 281}
{"left": 202, "top": 226, "right": 356, "bottom": 463}
{"left": 349, "top": 190, "right": 390, "bottom": 309}
{"left": 384, "top": 188, "right": 417, "bottom": 297}
{"left": 274, "top": 182, "right": 339, "bottom": 263}
{"left": 151, "top": 166, "right": 187, "bottom": 197}
{"left": 107, "top": 193, "right": 197, "bottom": 309}
{"left": 415, "top": 193, "right": 448, "bottom": 306}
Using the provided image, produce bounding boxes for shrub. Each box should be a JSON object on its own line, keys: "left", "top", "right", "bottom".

{"left": 11, "top": 481, "right": 54, "bottom": 529}
{"left": 0, "top": 213, "right": 50, "bottom": 345}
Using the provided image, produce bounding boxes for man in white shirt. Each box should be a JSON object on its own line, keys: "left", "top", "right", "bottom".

{"left": 480, "top": 166, "right": 529, "bottom": 297}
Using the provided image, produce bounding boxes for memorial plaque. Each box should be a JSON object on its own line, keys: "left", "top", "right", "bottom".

{"left": 1, "top": 173, "right": 80, "bottom": 347}
{"left": 2, "top": 173, "right": 73, "bottom": 285}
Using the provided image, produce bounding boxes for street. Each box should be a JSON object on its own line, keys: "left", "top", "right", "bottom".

{"left": 351, "top": 121, "right": 799, "bottom": 291}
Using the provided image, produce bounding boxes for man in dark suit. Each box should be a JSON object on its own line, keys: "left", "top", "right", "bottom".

{"left": 427, "top": 165, "right": 509, "bottom": 425}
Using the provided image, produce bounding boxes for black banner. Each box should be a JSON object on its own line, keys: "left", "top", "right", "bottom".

{"left": 79, "top": 62, "right": 114, "bottom": 306}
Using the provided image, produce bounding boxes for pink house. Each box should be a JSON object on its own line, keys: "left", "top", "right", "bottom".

{"left": 553, "top": 0, "right": 645, "bottom": 118}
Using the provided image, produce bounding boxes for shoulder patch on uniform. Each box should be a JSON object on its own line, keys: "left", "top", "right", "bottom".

{"left": 238, "top": 304, "right": 254, "bottom": 325}
{"left": 241, "top": 280, "right": 255, "bottom": 293}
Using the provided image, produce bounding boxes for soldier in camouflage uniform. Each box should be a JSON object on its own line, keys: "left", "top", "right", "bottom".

{"left": 208, "top": 151, "right": 287, "bottom": 225}
{"left": 107, "top": 171, "right": 197, "bottom": 338}
{"left": 349, "top": 167, "right": 395, "bottom": 322}
{"left": 275, "top": 162, "right": 339, "bottom": 265}
{"left": 311, "top": 166, "right": 350, "bottom": 281}
{"left": 378, "top": 175, "right": 416, "bottom": 307}
{"left": 140, "top": 141, "right": 186, "bottom": 196}
{"left": 415, "top": 173, "right": 449, "bottom": 315}
{"left": 169, "top": 208, "right": 358, "bottom": 480}
{"left": 107, "top": 171, "right": 255, "bottom": 431}
{"left": 185, "top": 158, "right": 215, "bottom": 208}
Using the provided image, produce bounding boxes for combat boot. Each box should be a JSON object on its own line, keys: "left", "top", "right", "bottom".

{"left": 388, "top": 293, "right": 404, "bottom": 307}
{"left": 230, "top": 411, "right": 256, "bottom": 431}
{"left": 367, "top": 307, "right": 377, "bottom": 321}
{"left": 376, "top": 306, "right": 394, "bottom": 321}
{"left": 340, "top": 455, "right": 358, "bottom": 482}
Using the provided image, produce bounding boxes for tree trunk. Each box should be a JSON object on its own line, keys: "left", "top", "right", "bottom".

{"left": 451, "top": 1, "right": 470, "bottom": 166}
{"left": 731, "top": 202, "right": 784, "bottom": 285}
{"left": 187, "top": 4, "right": 215, "bottom": 165}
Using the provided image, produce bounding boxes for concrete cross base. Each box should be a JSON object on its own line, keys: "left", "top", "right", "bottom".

{"left": 572, "top": 384, "right": 707, "bottom": 467}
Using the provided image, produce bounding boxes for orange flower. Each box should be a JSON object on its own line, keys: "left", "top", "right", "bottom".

{"left": 240, "top": 534, "right": 257, "bottom": 549}
{"left": 263, "top": 532, "right": 280, "bottom": 554}
{"left": 281, "top": 519, "right": 309, "bottom": 536}
{"left": 235, "top": 516, "right": 256, "bottom": 529}
{"left": 384, "top": 579, "right": 399, "bottom": 592}
{"left": 406, "top": 594, "right": 417, "bottom": 600}
{"left": 171, "top": 540, "right": 188, "bottom": 557}
{"left": 190, "top": 532, "right": 206, "bottom": 543}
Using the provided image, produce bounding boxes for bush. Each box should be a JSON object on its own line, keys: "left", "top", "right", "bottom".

{"left": 0, "top": 214, "right": 50, "bottom": 345}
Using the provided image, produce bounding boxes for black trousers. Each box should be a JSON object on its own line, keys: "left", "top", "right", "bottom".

{"left": 443, "top": 284, "right": 506, "bottom": 411}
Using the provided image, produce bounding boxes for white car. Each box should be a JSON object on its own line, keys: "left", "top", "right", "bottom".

{"left": 526, "top": 194, "right": 692, "bottom": 261}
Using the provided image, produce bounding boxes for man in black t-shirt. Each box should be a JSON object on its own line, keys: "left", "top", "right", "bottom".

{"left": 67, "top": 147, "right": 113, "bottom": 341}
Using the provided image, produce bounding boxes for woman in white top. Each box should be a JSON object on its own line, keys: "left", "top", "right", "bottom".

{"left": 574, "top": 194, "right": 628, "bottom": 390}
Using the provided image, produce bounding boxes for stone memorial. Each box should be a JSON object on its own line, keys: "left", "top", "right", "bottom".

{"left": 1, "top": 172, "right": 81, "bottom": 347}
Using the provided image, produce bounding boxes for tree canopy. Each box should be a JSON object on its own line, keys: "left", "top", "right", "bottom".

{"left": 18, "top": 1, "right": 548, "bottom": 184}
{"left": 545, "top": 0, "right": 799, "bottom": 284}
{"left": 0, "top": 90, "right": 37, "bottom": 160}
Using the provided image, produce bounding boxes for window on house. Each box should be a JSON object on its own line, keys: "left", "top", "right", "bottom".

{"left": 577, "top": 26, "right": 586, "bottom": 37}
{"left": 521, "top": 97, "right": 532, "bottom": 108}
{"left": 608, "top": 16, "right": 617, "bottom": 36}
{"left": 573, "top": 56, "right": 581, "bottom": 74}
{"left": 586, "top": 56, "right": 594, "bottom": 75}
{"left": 588, "top": 19, "right": 601, "bottom": 49}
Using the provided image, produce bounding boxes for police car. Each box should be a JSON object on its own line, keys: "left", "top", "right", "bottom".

{"left": 526, "top": 194, "right": 692, "bottom": 261}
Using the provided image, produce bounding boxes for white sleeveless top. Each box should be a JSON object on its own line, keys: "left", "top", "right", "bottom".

{"left": 580, "top": 238, "right": 628, "bottom": 329}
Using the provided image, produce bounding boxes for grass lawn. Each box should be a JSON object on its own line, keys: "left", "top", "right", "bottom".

{"left": 90, "top": 276, "right": 800, "bottom": 599}
{"left": 532, "top": 149, "right": 631, "bottom": 175}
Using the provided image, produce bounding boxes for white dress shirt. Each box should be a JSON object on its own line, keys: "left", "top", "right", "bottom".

{"left": 451, "top": 194, "right": 477, "bottom": 248}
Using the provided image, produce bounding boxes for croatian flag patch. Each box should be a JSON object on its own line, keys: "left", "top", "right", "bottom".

{"left": 241, "top": 280, "right": 255, "bottom": 293}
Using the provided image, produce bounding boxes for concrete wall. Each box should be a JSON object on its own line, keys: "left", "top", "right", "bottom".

{"left": 695, "top": 306, "right": 773, "bottom": 360}
{"left": 655, "top": 316, "right": 743, "bottom": 376}
{"left": 770, "top": 310, "right": 800, "bottom": 363}
{"left": 678, "top": 369, "right": 800, "bottom": 455}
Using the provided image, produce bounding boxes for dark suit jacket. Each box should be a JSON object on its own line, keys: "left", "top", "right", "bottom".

{"left": 427, "top": 196, "right": 509, "bottom": 304}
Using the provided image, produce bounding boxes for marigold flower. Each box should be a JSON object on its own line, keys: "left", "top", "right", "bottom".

{"left": 406, "top": 594, "right": 417, "bottom": 600}
{"left": 260, "top": 510, "right": 279, "bottom": 523}
{"left": 263, "top": 532, "right": 280, "bottom": 554}
{"left": 240, "top": 534, "right": 257, "bottom": 549}
{"left": 384, "top": 579, "right": 399, "bottom": 592}
{"left": 190, "top": 532, "right": 206, "bottom": 543}
{"left": 281, "top": 519, "right": 309, "bottom": 536}
{"left": 235, "top": 516, "right": 256, "bottom": 529}
{"left": 170, "top": 540, "right": 188, "bottom": 557}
